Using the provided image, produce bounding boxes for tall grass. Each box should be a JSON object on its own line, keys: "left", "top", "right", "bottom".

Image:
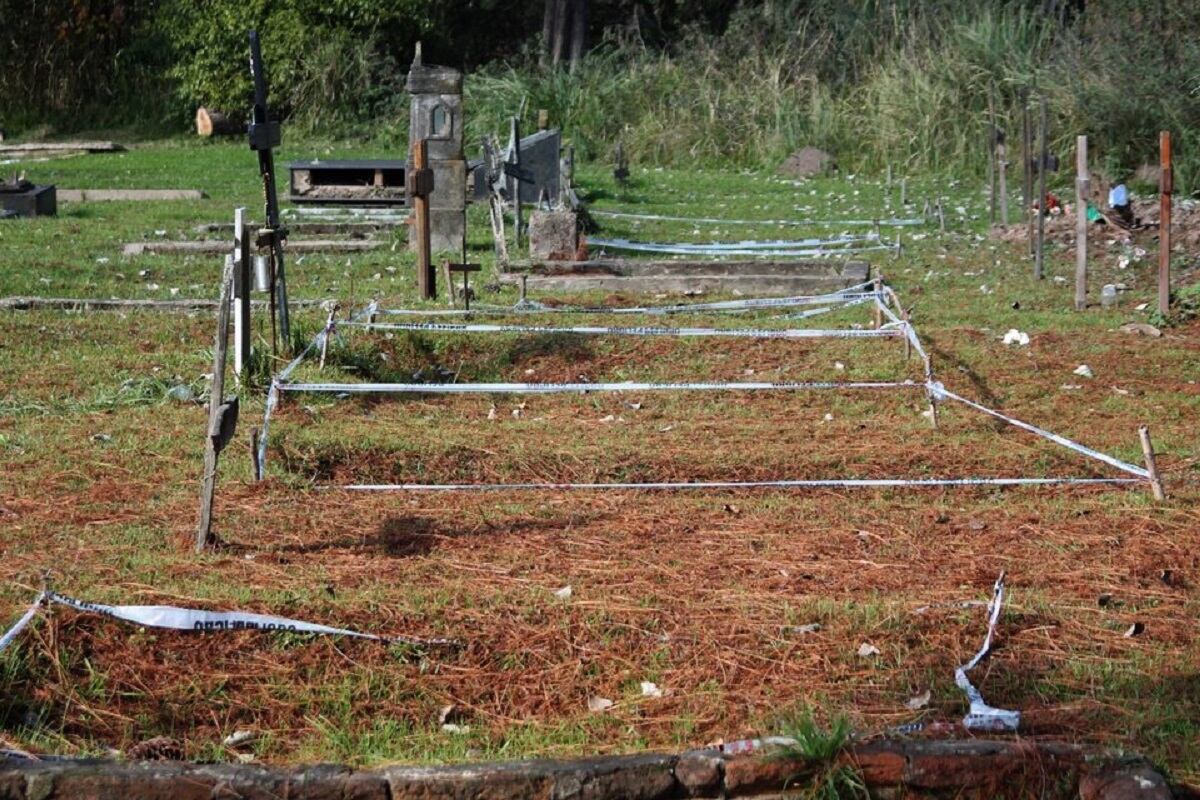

{"left": 460, "top": 0, "right": 1200, "bottom": 191}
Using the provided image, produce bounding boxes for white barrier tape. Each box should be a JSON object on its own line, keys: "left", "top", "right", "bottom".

{"left": 344, "top": 320, "right": 901, "bottom": 341}
{"left": 257, "top": 381, "right": 280, "bottom": 473}
{"left": 278, "top": 379, "right": 919, "bottom": 396}
{"left": 376, "top": 288, "right": 880, "bottom": 317}
{"left": 777, "top": 296, "right": 875, "bottom": 320}
{"left": 591, "top": 234, "right": 879, "bottom": 250}
{"left": 0, "top": 593, "right": 46, "bottom": 654}
{"left": 47, "top": 592, "right": 454, "bottom": 648}
{"left": 337, "top": 478, "right": 1137, "bottom": 492}
{"left": 590, "top": 209, "right": 925, "bottom": 227}
{"left": 929, "top": 383, "right": 1150, "bottom": 479}
{"left": 588, "top": 239, "right": 898, "bottom": 258}
{"left": 955, "top": 574, "right": 1020, "bottom": 732}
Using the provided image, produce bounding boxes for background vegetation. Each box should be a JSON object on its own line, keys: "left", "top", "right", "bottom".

{"left": 2, "top": 0, "right": 1198, "bottom": 190}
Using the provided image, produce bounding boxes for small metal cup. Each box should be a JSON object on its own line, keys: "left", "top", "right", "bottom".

{"left": 254, "top": 255, "right": 271, "bottom": 293}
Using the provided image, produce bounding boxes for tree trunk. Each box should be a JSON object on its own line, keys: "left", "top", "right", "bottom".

{"left": 195, "top": 107, "right": 241, "bottom": 137}
{"left": 543, "top": 0, "right": 587, "bottom": 67}
{"left": 567, "top": 0, "right": 588, "bottom": 68}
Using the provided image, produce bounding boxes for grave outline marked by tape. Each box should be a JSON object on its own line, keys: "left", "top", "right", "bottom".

{"left": 253, "top": 281, "right": 1157, "bottom": 495}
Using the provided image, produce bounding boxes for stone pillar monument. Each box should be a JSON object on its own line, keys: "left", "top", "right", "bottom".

{"left": 406, "top": 44, "right": 466, "bottom": 254}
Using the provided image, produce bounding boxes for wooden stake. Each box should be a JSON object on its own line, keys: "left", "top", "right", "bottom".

{"left": 196, "top": 257, "right": 235, "bottom": 552}
{"left": 232, "top": 207, "right": 251, "bottom": 377}
{"left": 1074, "top": 135, "right": 1089, "bottom": 311}
{"left": 1159, "top": 131, "right": 1172, "bottom": 316}
{"left": 412, "top": 138, "right": 434, "bottom": 300}
{"left": 987, "top": 84, "right": 997, "bottom": 226}
{"left": 1034, "top": 97, "right": 1047, "bottom": 280}
{"left": 872, "top": 276, "right": 883, "bottom": 328}
{"left": 1022, "top": 94, "right": 1034, "bottom": 256}
{"left": 1138, "top": 425, "right": 1166, "bottom": 501}
{"left": 997, "top": 135, "right": 1009, "bottom": 226}
{"left": 250, "top": 427, "right": 261, "bottom": 481}
{"left": 318, "top": 303, "right": 337, "bottom": 370}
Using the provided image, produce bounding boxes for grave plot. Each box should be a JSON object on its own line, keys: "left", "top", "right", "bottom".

{"left": 253, "top": 281, "right": 1156, "bottom": 495}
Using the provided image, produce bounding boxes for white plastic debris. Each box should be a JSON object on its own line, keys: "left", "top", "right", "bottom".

{"left": 553, "top": 585, "right": 573, "bottom": 600}
{"left": 587, "top": 696, "right": 614, "bottom": 713}
{"left": 857, "top": 642, "right": 880, "bottom": 658}
{"left": 1001, "top": 329, "right": 1030, "bottom": 346}
{"left": 1073, "top": 364, "right": 1094, "bottom": 378}
{"left": 640, "top": 681, "right": 663, "bottom": 698}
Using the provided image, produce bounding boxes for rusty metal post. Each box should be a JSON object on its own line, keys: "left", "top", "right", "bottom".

{"left": 1159, "top": 131, "right": 1172, "bottom": 316}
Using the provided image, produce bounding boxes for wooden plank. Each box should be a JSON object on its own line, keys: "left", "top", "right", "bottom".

{"left": 1034, "top": 96, "right": 1048, "bottom": 280}
{"left": 0, "top": 141, "right": 123, "bottom": 154}
{"left": 59, "top": 189, "right": 207, "bottom": 202}
{"left": 413, "top": 138, "right": 434, "bottom": 299}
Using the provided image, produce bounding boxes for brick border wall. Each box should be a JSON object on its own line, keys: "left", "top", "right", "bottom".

{"left": 0, "top": 739, "right": 1180, "bottom": 800}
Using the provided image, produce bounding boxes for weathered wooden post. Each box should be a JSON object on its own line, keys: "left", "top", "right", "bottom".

{"left": 1022, "top": 94, "right": 1034, "bottom": 256}
{"left": 987, "top": 85, "right": 997, "bottom": 226}
{"left": 1138, "top": 425, "right": 1166, "bottom": 501}
{"left": 509, "top": 117, "right": 524, "bottom": 249}
{"left": 410, "top": 138, "right": 435, "bottom": 299}
{"left": 196, "top": 257, "right": 237, "bottom": 552}
{"left": 1034, "top": 97, "right": 1048, "bottom": 280}
{"left": 1158, "top": 131, "right": 1172, "bottom": 316}
{"left": 1074, "top": 136, "right": 1089, "bottom": 311}
{"left": 997, "top": 130, "right": 1009, "bottom": 227}
{"left": 232, "top": 207, "right": 252, "bottom": 376}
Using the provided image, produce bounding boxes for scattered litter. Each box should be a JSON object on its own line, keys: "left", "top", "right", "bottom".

{"left": 487, "top": 406, "right": 497, "bottom": 420}
{"left": 166, "top": 384, "right": 195, "bottom": 403}
{"left": 1124, "top": 622, "right": 1145, "bottom": 638}
{"left": 857, "top": 642, "right": 880, "bottom": 658}
{"left": 1073, "top": 364, "right": 1094, "bottom": 379}
{"left": 1001, "top": 329, "right": 1030, "bottom": 346}
{"left": 222, "top": 730, "right": 258, "bottom": 748}
{"left": 1119, "top": 322, "right": 1161, "bottom": 337}
{"left": 823, "top": 413, "right": 834, "bottom": 422}
{"left": 786, "top": 623, "right": 822, "bottom": 635}
{"left": 1134, "top": 302, "right": 1149, "bottom": 311}
{"left": 905, "top": 689, "right": 931, "bottom": 710}
{"left": 90, "top": 433, "right": 111, "bottom": 443}
{"left": 640, "top": 681, "right": 663, "bottom": 698}
{"left": 553, "top": 585, "right": 573, "bottom": 600}
{"left": 587, "top": 696, "right": 614, "bottom": 713}
{"left": 834, "top": 361, "right": 845, "bottom": 371}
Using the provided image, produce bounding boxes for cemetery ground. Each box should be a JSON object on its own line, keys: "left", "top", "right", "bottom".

{"left": 0, "top": 140, "right": 1198, "bottom": 780}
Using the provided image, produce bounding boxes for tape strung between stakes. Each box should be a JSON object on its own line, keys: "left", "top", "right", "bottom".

{"left": 589, "top": 209, "right": 926, "bottom": 227}
{"left": 344, "top": 320, "right": 902, "bottom": 341}
{"left": 375, "top": 284, "right": 880, "bottom": 317}
{"left": 277, "top": 379, "right": 920, "bottom": 395}
{"left": 336, "top": 478, "right": 1137, "bottom": 492}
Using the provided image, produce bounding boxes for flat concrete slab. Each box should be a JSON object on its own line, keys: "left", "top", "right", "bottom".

{"left": 123, "top": 239, "right": 383, "bottom": 256}
{"left": 60, "top": 189, "right": 206, "bottom": 202}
